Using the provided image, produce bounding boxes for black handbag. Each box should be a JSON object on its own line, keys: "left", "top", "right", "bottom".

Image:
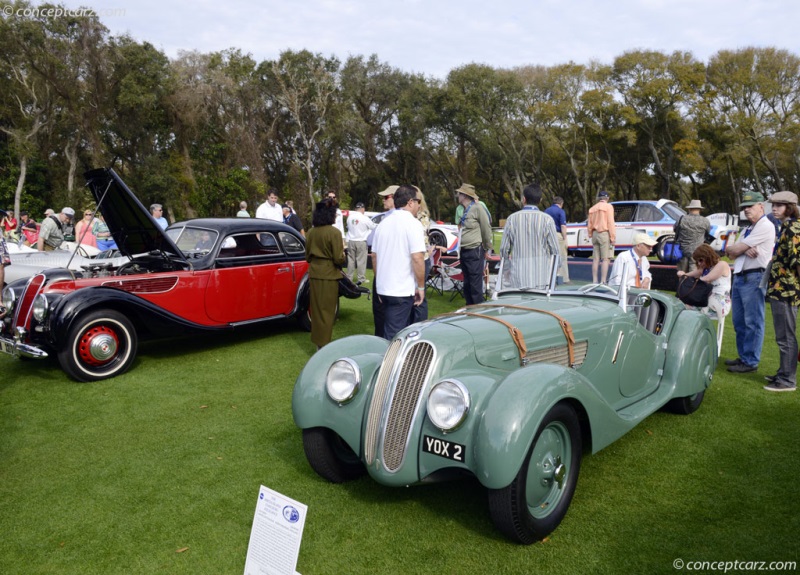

{"left": 676, "top": 275, "right": 712, "bottom": 307}
{"left": 338, "top": 272, "right": 371, "bottom": 300}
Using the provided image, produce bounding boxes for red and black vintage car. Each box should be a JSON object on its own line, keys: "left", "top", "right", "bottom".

{"left": 0, "top": 168, "right": 312, "bottom": 381}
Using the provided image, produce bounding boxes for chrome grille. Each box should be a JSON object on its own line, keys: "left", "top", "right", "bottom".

{"left": 364, "top": 339, "right": 403, "bottom": 465}
{"left": 382, "top": 342, "right": 434, "bottom": 471}
{"left": 524, "top": 340, "right": 589, "bottom": 368}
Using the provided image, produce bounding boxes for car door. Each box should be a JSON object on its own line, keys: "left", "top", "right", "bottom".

{"left": 614, "top": 301, "right": 668, "bottom": 405}
{"left": 205, "top": 232, "right": 295, "bottom": 323}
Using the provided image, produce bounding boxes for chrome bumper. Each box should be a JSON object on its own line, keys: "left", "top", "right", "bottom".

{"left": 0, "top": 332, "right": 49, "bottom": 359}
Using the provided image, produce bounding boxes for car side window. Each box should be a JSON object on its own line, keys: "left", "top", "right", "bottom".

{"left": 634, "top": 204, "right": 662, "bottom": 222}
{"left": 279, "top": 232, "right": 305, "bottom": 255}
{"left": 216, "top": 233, "right": 283, "bottom": 267}
{"left": 614, "top": 204, "right": 636, "bottom": 222}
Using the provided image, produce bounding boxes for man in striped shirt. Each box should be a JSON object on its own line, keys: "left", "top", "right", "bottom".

{"left": 500, "top": 183, "right": 560, "bottom": 289}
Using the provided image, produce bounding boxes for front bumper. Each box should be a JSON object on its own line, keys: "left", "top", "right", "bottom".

{"left": 0, "top": 330, "right": 49, "bottom": 359}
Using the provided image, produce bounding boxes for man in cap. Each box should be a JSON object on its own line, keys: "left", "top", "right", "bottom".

{"left": 37, "top": 207, "right": 74, "bottom": 251}
{"left": 544, "top": 195, "right": 570, "bottom": 283}
{"left": 282, "top": 203, "right": 305, "bottom": 237}
{"left": 674, "top": 199, "right": 711, "bottom": 273}
{"left": 346, "top": 202, "right": 375, "bottom": 285}
{"left": 608, "top": 232, "right": 657, "bottom": 289}
{"left": 456, "top": 183, "right": 493, "bottom": 305}
{"left": 587, "top": 190, "right": 615, "bottom": 284}
{"left": 371, "top": 185, "right": 426, "bottom": 340}
{"left": 724, "top": 191, "right": 776, "bottom": 373}
{"left": 764, "top": 191, "right": 800, "bottom": 391}
{"left": 500, "top": 183, "right": 560, "bottom": 289}
{"left": 370, "top": 185, "right": 398, "bottom": 337}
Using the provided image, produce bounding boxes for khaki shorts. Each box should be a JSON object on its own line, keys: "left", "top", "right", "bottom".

{"left": 591, "top": 231, "right": 612, "bottom": 260}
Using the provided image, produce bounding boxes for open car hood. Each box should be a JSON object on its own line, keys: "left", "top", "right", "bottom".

{"left": 83, "top": 168, "right": 186, "bottom": 263}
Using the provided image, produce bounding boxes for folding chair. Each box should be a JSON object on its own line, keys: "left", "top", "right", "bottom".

{"left": 442, "top": 259, "right": 465, "bottom": 301}
{"left": 425, "top": 249, "right": 444, "bottom": 295}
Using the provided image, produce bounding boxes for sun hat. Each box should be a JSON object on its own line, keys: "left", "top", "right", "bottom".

{"left": 378, "top": 185, "right": 398, "bottom": 197}
{"left": 455, "top": 183, "right": 479, "bottom": 201}
{"left": 633, "top": 232, "right": 657, "bottom": 246}
{"left": 685, "top": 199, "right": 704, "bottom": 210}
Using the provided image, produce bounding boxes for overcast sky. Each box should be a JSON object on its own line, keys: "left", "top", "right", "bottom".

{"left": 54, "top": 0, "right": 800, "bottom": 78}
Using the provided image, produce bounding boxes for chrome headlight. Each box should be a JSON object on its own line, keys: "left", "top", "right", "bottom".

{"left": 2, "top": 286, "right": 15, "bottom": 312}
{"left": 32, "top": 294, "right": 49, "bottom": 322}
{"left": 427, "top": 379, "right": 470, "bottom": 431}
{"left": 325, "top": 358, "right": 361, "bottom": 404}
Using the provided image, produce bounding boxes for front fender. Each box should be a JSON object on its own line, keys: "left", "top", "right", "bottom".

{"left": 474, "top": 363, "right": 631, "bottom": 490}
{"left": 292, "top": 335, "right": 389, "bottom": 456}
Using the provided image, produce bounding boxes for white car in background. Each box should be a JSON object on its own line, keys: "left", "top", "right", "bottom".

{"left": 4, "top": 241, "right": 129, "bottom": 286}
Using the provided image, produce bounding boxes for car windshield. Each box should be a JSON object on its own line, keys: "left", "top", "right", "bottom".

{"left": 661, "top": 202, "right": 686, "bottom": 221}
{"left": 165, "top": 226, "right": 219, "bottom": 255}
{"left": 495, "top": 254, "right": 560, "bottom": 293}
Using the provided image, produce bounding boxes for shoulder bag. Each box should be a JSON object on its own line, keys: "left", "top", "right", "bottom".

{"left": 676, "top": 275, "right": 712, "bottom": 307}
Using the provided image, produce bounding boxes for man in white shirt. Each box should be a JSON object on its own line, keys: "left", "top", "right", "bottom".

{"left": 345, "top": 202, "right": 376, "bottom": 284}
{"left": 255, "top": 190, "right": 282, "bottom": 222}
{"left": 607, "top": 232, "right": 657, "bottom": 289}
{"left": 371, "top": 185, "right": 426, "bottom": 340}
{"left": 724, "top": 191, "right": 776, "bottom": 373}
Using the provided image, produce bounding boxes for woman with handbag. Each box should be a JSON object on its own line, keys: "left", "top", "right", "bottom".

{"left": 677, "top": 244, "right": 731, "bottom": 316}
{"left": 305, "top": 197, "right": 345, "bottom": 350}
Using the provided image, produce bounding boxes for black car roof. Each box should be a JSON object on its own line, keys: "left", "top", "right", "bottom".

{"left": 170, "top": 218, "right": 304, "bottom": 237}
{"left": 84, "top": 168, "right": 187, "bottom": 262}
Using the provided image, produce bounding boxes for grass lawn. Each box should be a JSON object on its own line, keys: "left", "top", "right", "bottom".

{"left": 1, "top": 276, "right": 798, "bottom": 575}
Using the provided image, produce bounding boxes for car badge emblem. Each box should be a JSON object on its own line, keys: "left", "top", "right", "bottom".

{"left": 407, "top": 331, "right": 420, "bottom": 340}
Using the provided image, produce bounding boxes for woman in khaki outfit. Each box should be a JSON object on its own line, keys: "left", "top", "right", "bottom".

{"left": 305, "top": 198, "right": 345, "bottom": 349}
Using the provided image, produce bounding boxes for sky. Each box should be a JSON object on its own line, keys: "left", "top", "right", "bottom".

{"left": 44, "top": 0, "right": 800, "bottom": 78}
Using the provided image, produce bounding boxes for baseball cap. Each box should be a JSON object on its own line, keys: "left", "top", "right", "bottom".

{"left": 355, "top": 202, "right": 365, "bottom": 209}
{"left": 597, "top": 190, "right": 610, "bottom": 199}
{"left": 739, "top": 191, "right": 766, "bottom": 208}
{"left": 378, "top": 185, "right": 398, "bottom": 197}
{"left": 633, "top": 232, "right": 657, "bottom": 246}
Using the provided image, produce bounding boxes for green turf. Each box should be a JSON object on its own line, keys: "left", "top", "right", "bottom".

{"left": 1, "top": 279, "right": 798, "bottom": 575}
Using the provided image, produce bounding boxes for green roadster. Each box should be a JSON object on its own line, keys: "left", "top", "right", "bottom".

{"left": 292, "top": 256, "right": 716, "bottom": 544}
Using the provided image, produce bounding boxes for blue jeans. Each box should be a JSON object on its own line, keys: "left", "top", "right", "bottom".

{"left": 731, "top": 272, "right": 767, "bottom": 367}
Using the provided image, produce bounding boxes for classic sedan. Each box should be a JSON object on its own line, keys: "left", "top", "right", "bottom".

{"left": 566, "top": 199, "right": 737, "bottom": 261}
{"left": 1, "top": 168, "right": 311, "bottom": 382}
{"left": 292, "top": 256, "right": 716, "bottom": 543}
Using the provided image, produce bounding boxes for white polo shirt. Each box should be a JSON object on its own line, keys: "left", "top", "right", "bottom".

{"left": 372, "top": 209, "right": 426, "bottom": 297}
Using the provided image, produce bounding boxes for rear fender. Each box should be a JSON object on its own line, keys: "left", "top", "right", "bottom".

{"left": 661, "top": 309, "right": 717, "bottom": 398}
{"left": 292, "top": 335, "right": 389, "bottom": 456}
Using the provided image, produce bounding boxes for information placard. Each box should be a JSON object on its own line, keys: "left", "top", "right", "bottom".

{"left": 243, "top": 485, "right": 307, "bottom": 575}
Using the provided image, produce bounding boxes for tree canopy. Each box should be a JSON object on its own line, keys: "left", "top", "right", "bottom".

{"left": 2, "top": 2, "right": 799, "bottom": 225}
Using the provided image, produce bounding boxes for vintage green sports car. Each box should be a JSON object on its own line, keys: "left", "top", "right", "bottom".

{"left": 292, "top": 256, "right": 716, "bottom": 543}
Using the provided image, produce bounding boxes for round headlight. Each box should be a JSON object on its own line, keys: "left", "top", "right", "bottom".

{"left": 325, "top": 358, "right": 361, "bottom": 404}
{"left": 32, "top": 294, "right": 49, "bottom": 322}
{"left": 427, "top": 380, "right": 470, "bottom": 431}
{"left": 2, "top": 286, "right": 15, "bottom": 312}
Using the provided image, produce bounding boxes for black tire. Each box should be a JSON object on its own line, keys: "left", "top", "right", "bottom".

{"left": 429, "top": 229, "right": 447, "bottom": 249}
{"left": 663, "top": 390, "right": 705, "bottom": 415}
{"left": 302, "top": 427, "right": 366, "bottom": 483}
{"left": 57, "top": 309, "right": 138, "bottom": 382}
{"left": 296, "top": 297, "right": 339, "bottom": 333}
{"left": 488, "top": 403, "right": 582, "bottom": 544}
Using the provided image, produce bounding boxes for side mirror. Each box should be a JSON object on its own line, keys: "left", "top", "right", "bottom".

{"left": 635, "top": 293, "right": 652, "bottom": 308}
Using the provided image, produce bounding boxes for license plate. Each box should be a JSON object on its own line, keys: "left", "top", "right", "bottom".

{"left": 0, "top": 338, "right": 15, "bottom": 355}
{"left": 422, "top": 435, "right": 466, "bottom": 463}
